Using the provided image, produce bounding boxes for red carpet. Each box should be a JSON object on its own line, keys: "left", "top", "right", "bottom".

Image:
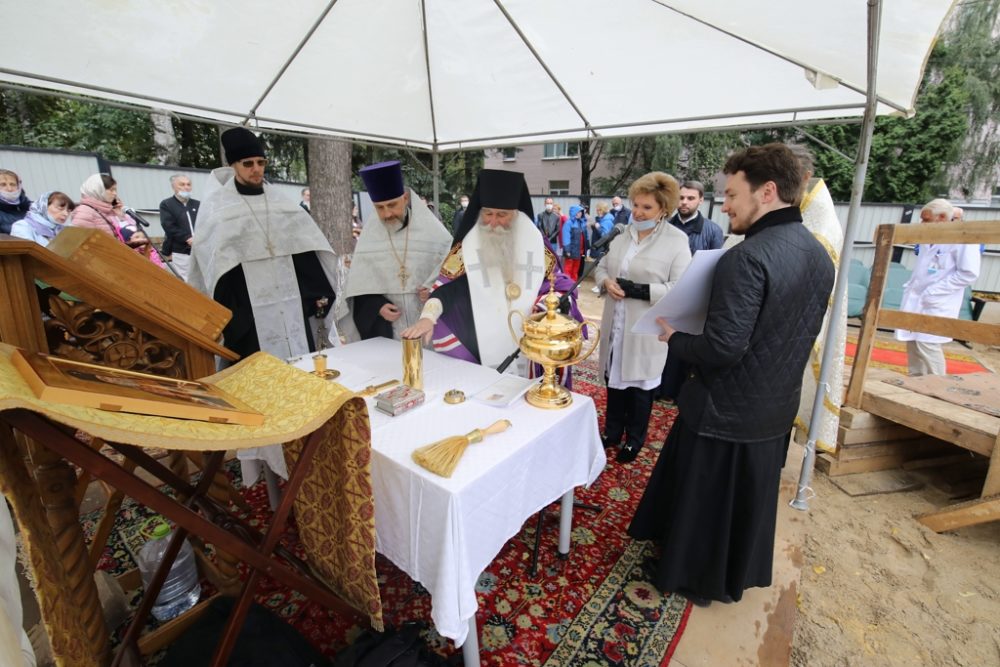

{"left": 86, "top": 359, "right": 691, "bottom": 666}
{"left": 845, "top": 337, "right": 988, "bottom": 375}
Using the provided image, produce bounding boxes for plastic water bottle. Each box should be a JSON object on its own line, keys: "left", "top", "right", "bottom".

{"left": 136, "top": 519, "right": 201, "bottom": 622}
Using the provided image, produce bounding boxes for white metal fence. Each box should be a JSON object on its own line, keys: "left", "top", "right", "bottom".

{"left": 3, "top": 146, "right": 998, "bottom": 292}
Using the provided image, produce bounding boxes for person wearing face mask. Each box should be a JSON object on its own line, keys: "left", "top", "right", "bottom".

{"left": 0, "top": 169, "right": 32, "bottom": 235}
{"left": 10, "top": 191, "right": 74, "bottom": 247}
{"left": 451, "top": 194, "right": 469, "bottom": 233}
{"left": 71, "top": 173, "right": 167, "bottom": 268}
{"left": 593, "top": 173, "right": 691, "bottom": 464}
{"left": 610, "top": 195, "right": 631, "bottom": 228}
{"left": 159, "top": 174, "right": 200, "bottom": 281}
{"left": 535, "top": 196, "right": 561, "bottom": 247}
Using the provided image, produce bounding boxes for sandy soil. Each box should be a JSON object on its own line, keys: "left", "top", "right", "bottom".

{"left": 791, "top": 337, "right": 1000, "bottom": 666}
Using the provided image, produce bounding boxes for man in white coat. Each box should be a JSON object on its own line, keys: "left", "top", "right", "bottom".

{"left": 895, "top": 198, "right": 980, "bottom": 375}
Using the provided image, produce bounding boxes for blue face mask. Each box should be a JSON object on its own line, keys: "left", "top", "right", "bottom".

{"left": 176, "top": 190, "right": 192, "bottom": 200}
{"left": 630, "top": 214, "right": 659, "bottom": 232}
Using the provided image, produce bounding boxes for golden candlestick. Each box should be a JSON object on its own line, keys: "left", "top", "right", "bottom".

{"left": 507, "top": 285, "right": 599, "bottom": 409}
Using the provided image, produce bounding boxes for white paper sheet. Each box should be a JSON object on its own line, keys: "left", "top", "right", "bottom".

{"left": 631, "top": 248, "right": 728, "bottom": 336}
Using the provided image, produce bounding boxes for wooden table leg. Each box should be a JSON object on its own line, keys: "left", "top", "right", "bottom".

{"left": 26, "top": 438, "right": 111, "bottom": 664}
{"left": 0, "top": 422, "right": 109, "bottom": 667}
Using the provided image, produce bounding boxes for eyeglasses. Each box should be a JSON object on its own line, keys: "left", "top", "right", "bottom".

{"left": 239, "top": 159, "right": 268, "bottom": 168}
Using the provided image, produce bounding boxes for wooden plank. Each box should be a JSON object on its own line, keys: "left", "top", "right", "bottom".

{"left": 877, "top": 310, "right": 1000, "bottom": 346}
{"left": 838, "top": 405, "right": 894, "bottom": 430}
{"left": 916, "top": 494, "right": 1000, "bottom": 532}
{"left": 838, "top": 423, "right": 923, "bottom": 445}
{"left": 982, "top": 431, "right": 1000, "bottom": 497}
{"left": 890, "top": 220, "right": 1000, "bottom": 245}
{"left": 836, "top": 437, "right": 949, "bottom": 462}
{"left": 846, "top": 225, "right": 895, "bottom": 407}
{"left": 817, "top": 451, "right": 912, "bottom": 476}
{"left": 861, "top": 380, "right": 999, "bottom": 457}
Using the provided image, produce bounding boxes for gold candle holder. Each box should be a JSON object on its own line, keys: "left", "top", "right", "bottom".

{"left": 402, "top": 338, "right": 423, "bottom": 389}
{"left": 312, "top": 353, "right": 340, "bottom": 380}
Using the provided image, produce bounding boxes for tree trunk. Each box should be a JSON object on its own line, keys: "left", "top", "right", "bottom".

{"left": 579, "top": 139, "right": 604, "bottom": 199}
{"left": 307, "top": 137, "right": 353, "bottom": 275}
{"left": 151, "top": 109, "right": 180, "bottom": 165}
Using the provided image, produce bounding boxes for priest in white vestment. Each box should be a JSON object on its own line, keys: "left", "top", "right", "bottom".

{"left": 335, "top": 161, "right": 451, "bottom": 341}
{"left": 188, "top": 127, "right": 340, "bottom": 482}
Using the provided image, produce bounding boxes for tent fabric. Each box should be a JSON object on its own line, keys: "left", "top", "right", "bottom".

{"left": 1, "top": 0, "right": 953, "bottom": 151}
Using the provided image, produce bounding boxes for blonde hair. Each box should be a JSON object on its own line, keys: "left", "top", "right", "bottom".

{"left": 596, "top": 202, "right": 609, "bottom": 216}
{"left": 628, "top": 172, "right": 680, "bottom": 217}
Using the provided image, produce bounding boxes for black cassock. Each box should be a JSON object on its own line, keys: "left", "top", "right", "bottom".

{"left": 213, "top": 252, "right": 335, "bottom": 359}
{"left": 351, "top": 293, "right": 394, "bottom": 341}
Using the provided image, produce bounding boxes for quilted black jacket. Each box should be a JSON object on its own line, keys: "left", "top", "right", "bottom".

{"left": 669, "top": 206, "right": 834, "bottom": 442}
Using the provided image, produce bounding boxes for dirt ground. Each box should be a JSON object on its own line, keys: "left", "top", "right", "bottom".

{"left": 790, "top": 333, "right": 1000, "bottom": 666}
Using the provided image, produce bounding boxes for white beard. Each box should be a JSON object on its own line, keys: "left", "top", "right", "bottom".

{"left": 478, "top": 225, "right": 515, "bottom": 282}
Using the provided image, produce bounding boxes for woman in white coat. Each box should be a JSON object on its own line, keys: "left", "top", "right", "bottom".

{"left": 593, "top": 172, "right": 692, "bottom": 463}
{"left": 895, "top": 198, "right": 981, "bottom": 375}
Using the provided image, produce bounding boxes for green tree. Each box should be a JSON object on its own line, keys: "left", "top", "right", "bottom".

{"left": 940, "top": 0, "right": 1000, "bottom": 198}
{"left": 0, "top": 91, "right": 155, "bottom": 162}
{"left": 807, "top": 52, "right": 969, "bottom": 202}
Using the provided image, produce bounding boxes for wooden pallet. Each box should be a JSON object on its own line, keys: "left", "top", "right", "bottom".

{"left": 817, "top": 404, "right": 954, "bottom": 477}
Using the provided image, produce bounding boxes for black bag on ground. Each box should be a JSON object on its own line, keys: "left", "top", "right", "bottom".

{"left": 159, "top": 595, "right": 331, "bottom": 667}
{"left": 332, "top": 622, "right": 452, "bottom": 667}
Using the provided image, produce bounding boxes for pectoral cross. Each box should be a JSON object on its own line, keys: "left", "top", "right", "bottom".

{"left": 398, "top": 265, "right": 409, "bottom": 289}
{"left": 516, "top": 251, "right": 545, "bottom": 290}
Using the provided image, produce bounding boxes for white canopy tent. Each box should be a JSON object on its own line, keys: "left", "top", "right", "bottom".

{"left": 0, "top": 0, "right": 957, "bottom": 574}
{"left": 2, "top": 0, "right": 951, "bottom": 151}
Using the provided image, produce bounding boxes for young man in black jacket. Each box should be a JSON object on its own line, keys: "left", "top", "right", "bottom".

{"left": 630, "top": 143, "right": 834, "bottom": 608}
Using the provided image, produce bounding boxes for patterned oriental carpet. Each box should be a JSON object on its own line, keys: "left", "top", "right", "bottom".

{"left": 84, "top": 357, "right": 691, "bottom": 666}
{"left": 844, "top": 336, "right": 988, "bottom": 375}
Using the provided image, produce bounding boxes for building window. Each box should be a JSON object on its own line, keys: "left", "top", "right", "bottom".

{"left": 501, "top": 147, "right": 517, "bottom": 161}
{"left": 543, "top": 142, "right": 579, "bottom": 159}
{"left": 549, "top": 180, "right": 570, "bottom": 196}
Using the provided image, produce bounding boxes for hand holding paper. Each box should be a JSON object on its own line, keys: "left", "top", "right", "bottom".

{"left": 632, "top": 248, "right": 727, "bottom": 336}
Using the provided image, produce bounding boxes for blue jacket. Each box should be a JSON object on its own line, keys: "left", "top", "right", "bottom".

{"left": 561, "top": 206, "right": 588, "bottom": 259}
{"left": 668, "top": 211, "right": 723, "bottom": 254}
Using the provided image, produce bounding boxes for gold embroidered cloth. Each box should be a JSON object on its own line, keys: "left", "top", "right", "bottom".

{"left": 0, "top": 343, "right": 383, "bottom": 636}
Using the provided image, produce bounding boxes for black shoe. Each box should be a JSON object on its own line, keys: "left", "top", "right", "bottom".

{"left": 679, "top": 589, "right": 712, "bottom": 607}
{"left": 639, "top": 555, "right": 659, "bottom": 582}
{"left": 616, "top": 443, "right": 641, "bottom": 463}
{"left": 602, "top": 434, "right": 622, "bottom": 449}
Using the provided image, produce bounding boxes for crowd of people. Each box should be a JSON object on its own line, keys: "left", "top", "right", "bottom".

{"left": 1, "top": 135, "right": 984, "bottom": 618}
{"left": 2, "top": 167, "right": 169, "bottom": 268}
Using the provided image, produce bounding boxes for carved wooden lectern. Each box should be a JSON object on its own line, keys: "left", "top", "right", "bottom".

{"left": 0, "top": 228, "right": 242, "bottom": 664}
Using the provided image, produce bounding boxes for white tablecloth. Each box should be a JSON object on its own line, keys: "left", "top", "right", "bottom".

{"left": 292, "top": 337, "right": 605, "bottom": 644}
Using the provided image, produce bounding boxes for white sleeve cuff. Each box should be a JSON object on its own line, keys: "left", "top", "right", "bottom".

{"left": 420, "top": 298, "right": 443, "bottom": 324}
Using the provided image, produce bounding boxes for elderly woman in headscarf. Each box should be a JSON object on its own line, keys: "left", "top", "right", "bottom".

{"left": 0, "top": 168, "right": 32, "bottom": 235}
{"left": 71, "top": 173, "right": 166, "bottom": 267}
{"left": 10, "top": 191, "right": 74, "bottom": 246}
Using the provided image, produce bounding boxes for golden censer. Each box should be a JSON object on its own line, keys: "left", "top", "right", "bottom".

{"left": 508, "top": 286, "right": 600, "bottom": 409}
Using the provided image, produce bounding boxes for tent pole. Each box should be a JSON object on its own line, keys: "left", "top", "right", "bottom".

{"left": 432, "top": 149, "right": 441, "bottom": 213}
{"left": 792, "top": 0, "right": 883, "bottom": 511}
